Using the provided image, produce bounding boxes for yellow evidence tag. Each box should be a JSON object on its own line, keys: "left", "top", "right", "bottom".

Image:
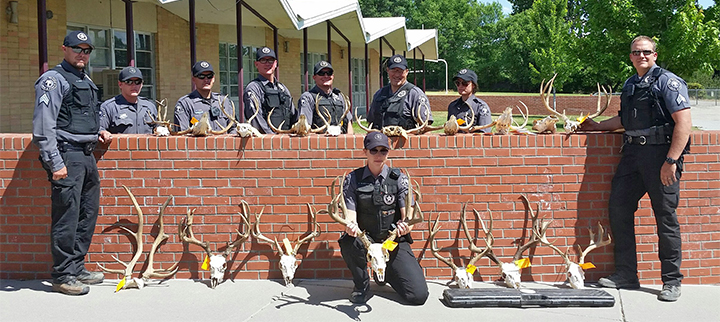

{"left": 515, "top": 258, "right": 531, "bottom": 269}
{"left": 457, "top": 118, "right": 466, "bottom": 125}
{"left": 190, "top": 117, "right": 199, "bottom": 125}
{"left": 382, "top": 240, "right": 398, "bottom": 251}
{"left": 115, "top": 278, "right": 126, "bottom": 292}
{"left": 283, "top": 238, "right": 293, "bottom": 255}
{"left": 576, "top": 115, "right": 588, "bottom": 123}
{"left": 580, "top": 262, "right": 596, "bottom": 270}
{"left": 201, "top": 255, "right": 210, "bottom": 270}
{"left": 466, "top": 264, "right": 477, "bottom": 274}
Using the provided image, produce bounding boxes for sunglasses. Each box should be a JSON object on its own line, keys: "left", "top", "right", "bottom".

{"left": 455, "top": 80, "right": 470, "bottom": 87}
{"left": 122, "top": 79, "right": 143, "bottom": 85}
{"left": 316, "top": 70, "right": 333, "bottom": 76}
{"left": 70, "top": 46, "right": 93, "bottom": 55}
{"left": 369, "top": 148, "right": 389, "bottom": 155}
{"left": 258, "top": 58, "right": 276, "bottom": 64}
{"left": 195, "top": 73, "right": 214, "bottom": 80}
{"left": 631, "top": 50, "right": 655, "bottom": 56}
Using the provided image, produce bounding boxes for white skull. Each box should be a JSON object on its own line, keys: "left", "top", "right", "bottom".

{"left": 454, "top": 268, "right": 474, "bottom": 289}
{"left": 501, "top": 262, "right": 522, "bottom": 289}
{"left": 325, "top": 125, "right": 342, "bottom": 137}
{"left": 209, "top": 255, "right": 228, "bottom": 289}
{"left": 154, "top": 125, "right": 170, "bottom": 136}
{"left": 367, "top": 244, "right": 389, "bottom": 282}
{"left": 279, "top": 254, "right": 298, "bottom": 286}
{"left": 566, "top": 262, "right": 585, "bottom": 289}
{"left": 236, "top": 123, "right": 264, "bottom": 138}
{"left": 563, "top": 120, "right": 581, "bottom": 133}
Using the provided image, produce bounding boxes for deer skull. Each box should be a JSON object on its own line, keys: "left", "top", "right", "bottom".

{"left": 147, "top": 99, "right": 175, "bottom": 136}
{"left": 220, "top": 93, "right": 264, "bottom": 138}
{"left": 532, "top": 116, "right": 559, "bottom": 134}
{"left": 315, "top": 93, "right": 352, "bottom": 137}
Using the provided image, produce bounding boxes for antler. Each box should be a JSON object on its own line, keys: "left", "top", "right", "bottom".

{"left": 141, "top": 195, "right": 179, "bottom": 280}
{"left": 405, "top": 104, "right": 431, "bottom": 135}
{"left": 540, "top": 74, "right": 569, "bottom": 123}
{"left": 292, "top": 203, "right": 322, "bottom": 255}
{"left": 328, "top": 174, "right": 373, "bottom": 249}
{"left": 513, "top": 195, "right": 551, "bottom": 261}
{"left": 98, "top": 186, "right": 145, "bottom": 277}
{"left": 460, "top": 203, "right": 494, "bottom": 267}
{"left": 354, "top": 107, "right": 379, "bottom": 133}
{"left": 209, "top": 95, "right": 236, "bottom": 135}
{"left": 179, "top": 208, "right": 213, "bottom": 258}
{"left": 386, "top": 171, "right": 424, "bottom": 242}
{"left": 577, "top": 222, "right": 612, "bottom": 264}
{"left": 458, "top": 106, "right": 475, "bottom": 132}
{"left": 251, "top": 207, "right": 284, "bottom": 254}
{"left": 587, "top": 84, "right": 612, "bottom": 119}
{"left": 428, "top": 213, "right": 458, "bottom": 270}
{"left": 513, "top": 101, "right": 529, "bottom": 129}
{"left": 521, "top": 195, "right": 572, "bottom": 265}
{"left": 266, "top": 108, "right": 293, "bottom": 134}
{"left": 222, "top": 201, "right": 252, "bottom": 258}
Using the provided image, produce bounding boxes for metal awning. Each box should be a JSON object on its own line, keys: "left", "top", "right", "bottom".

{"left": 406, "top": 29, "right": 438, "bottom": 61}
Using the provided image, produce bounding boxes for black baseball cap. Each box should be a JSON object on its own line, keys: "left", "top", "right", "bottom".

{"left": 313, "top": 61, "right": 333, "bottom": 75}
{"left": 453, "top": 69, "right": 477, "bottom": 83}
{"left": 118, "top": 66, "right": 143, "bottom": 81}
{"left": 364, "top": 132, "right": 391, "bottom": 150}
{"left": 387, "top": 54, "right": 408, "bottom": 70}
{"left": 64, "top": 31, "right": 94, "bottom": 48}
{"left": 256, "top": 47, "right": 277, "bottom": 61}
{"left": 192, "top": 61, "right": 214, "bottom": 76}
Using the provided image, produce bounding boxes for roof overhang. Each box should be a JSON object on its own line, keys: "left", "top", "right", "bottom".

{"left": 406, "top": 29, "right": 438, "bottom": 61}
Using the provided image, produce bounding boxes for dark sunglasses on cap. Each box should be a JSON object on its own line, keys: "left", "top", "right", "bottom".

{"left": 631, "top": 50, "right": 655, "bottom": 56}
{"left": 369, "top": 148, "right": 389, "bottom": 155}
{"left": 195, "top": 73, "right": 215, "bottom": 80}
{"left": 122, "top": 79, "right": 143, "bottom": 85}
{"left": 70, "top": 46, "right": 93, "bottom": 55}
{"left": 454, "top": 80, "right": 470, "bottom": 87}
{"left": 316, "top": 70, "right": 333, "bottom": 76}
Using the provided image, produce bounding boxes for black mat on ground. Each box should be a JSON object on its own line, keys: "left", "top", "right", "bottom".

{"left": 442, "top": 288, "right": 615, "bottom": 308}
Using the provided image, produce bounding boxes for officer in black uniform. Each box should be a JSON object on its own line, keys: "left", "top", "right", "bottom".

{"left": 243, "top": 47, "right": 297, "bottom": 134}
{"left": 447, "top": 69, "right": 492, "bottom": 132}
{"left": 100, "top": 66, "right": 158, "bottom": 134}
{"left": 32, "top": 31, "right": 112, "bottom": 295}
{"left": 298, "top": 61, "right": 353, "bottom": 134}
{"left": 578, "top": 35, "right": 692, "bottom": 302}
{"left": 367, "top": 54, "right": 433, "bottom": 129}
{"left": 339, "top": 133, "right": 429, "bottom": 305}
{"left": 174, "top": 61, "right": 235, "bottom": 133}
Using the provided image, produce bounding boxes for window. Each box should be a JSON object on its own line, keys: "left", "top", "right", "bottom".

{"left": 66, "top": 25, "right": 156, "bottom": 101}
{"left": 352, "top": 58, "right": 368, "bottom": 113}
{"left": 300, "top": 52, "right": 327, "bottom": 92}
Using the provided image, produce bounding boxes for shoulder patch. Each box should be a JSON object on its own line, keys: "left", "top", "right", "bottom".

{"left": 175, "top": 104, "right": 183, "bottom": 112}
{"left": 41, "top": 76, "right": 58, "bottom": 92}
{"left": 667, "top": 78, "right": 681, "bottom": 92}
{"left": 399, "top": 175, "right": 409, "bottom": 190}
{"left": 397, "top": 90, "right": 407, "bottom": 98}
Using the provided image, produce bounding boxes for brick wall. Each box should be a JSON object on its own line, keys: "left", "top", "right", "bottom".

{"left": 1, "top": 132, "right": 718, "bottom": 285}
{"left": 428, "top": 95, "right": 622, "bottom": 117}
{"left": 0, "top": 0, "right": 66, "bottom": 133}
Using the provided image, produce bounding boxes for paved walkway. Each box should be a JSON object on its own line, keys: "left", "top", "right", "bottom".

{"left": 691, "top": 99, "right": 720, "bottom": 130}
{"left": 1, "top": 279, "right": 718, "bottom": 322}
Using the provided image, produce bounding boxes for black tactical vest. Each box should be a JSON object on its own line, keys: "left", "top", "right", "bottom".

{"left": 374, "top": 82, "right": 416, "bottom": 130}
{"left": 620, "top": 67, "right": 673, "bottom": 131}
{"left": 312, "top": 89, "right": 345, "bottom": 129}
{"left": 259, "top": 81, "right": 293, "bottom": 130}
{"left": 354, "top": 167, "right": 402, "bottom": 242}
{"left": 53, "top": 66, "right": 100, "bottom": 135}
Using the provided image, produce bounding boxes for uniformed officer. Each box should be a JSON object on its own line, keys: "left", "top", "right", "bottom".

{"left": 339, "top": 133, "right": 429, "bottom": 305}
{"left": 174, "top": 61, "right": 235, "bottom": 133}
{"left": 298, "top": 61, "right": 353, "bottom": 134}
{"left": 32, "top": 30, "right": 112, "bottom": 295}
{"left": 99, "top": 66, "right": 158, "bottom": 134}
{"left": 367, "top": 54, "right": 433, "bottom": 129}
{"left": 448, "top": 69, "right": 493, "bottom": 132}
{"left": 578, "top": 35, "right": 692, "bottom": 302}
{"left": 243, "top": 47, "right": 298, "bottom": 134}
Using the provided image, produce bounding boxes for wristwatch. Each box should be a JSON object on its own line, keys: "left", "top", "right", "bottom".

{"left": 665, "top": 157, "right": 678, "bottom": 165}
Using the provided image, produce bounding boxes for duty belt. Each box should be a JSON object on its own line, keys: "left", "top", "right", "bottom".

{"left": 58, "top": 141, "right": 96, "bottom": 155}
{"left": 623, "top": 134, "right": 670, "bottom": 145}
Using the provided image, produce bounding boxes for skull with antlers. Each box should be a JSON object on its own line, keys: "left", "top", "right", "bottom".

{"left": 267, "top": 108, "right": 326, "bottom": 136}
{"left": 355, "top": 105, "right": 429, "bottom": 147}
{"left": 490, "top": 102, "right": 530, "bottom": 135}
{"left": 178, "top": 202, "right": 251, "bottom": 289}
{"left": 146, "top": 98, "right": 174, "bottom": 136}
{"left": 540, "top": 74, "right": 612, "bottom": 134}
{"left": 428, "top": 203, "right": 493, "bottom": 289}
{"left": 252, "top": 203, "right": 321, "bottom": 286}
{"left": 98, "top": 186, "right": 179, "bottom": 291}
{"left": 423, "top": 108, "right": 475, "bottom": 136}
{"left": 220, "top": 92, "right": 264, "bottom": 138}
{"left": 175, "top": 95, "right": 235, "bottom": 137}
{"left": 327, "top": 171, "right": 423, "bottom": 283}
{"left": 315, "top": 93, "right": 352, "bottom": 136}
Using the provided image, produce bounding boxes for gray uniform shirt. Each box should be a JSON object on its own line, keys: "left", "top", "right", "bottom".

{"left": 243, "top": 77, "right": 297, "bottom": 134}
{"left": 622, "top": 64, "right": 691, "bottom": 117}
{"left": 343, "top": 164, "right": 410, "bottom": 212}
{"left": 447, "top": 94, "right": 492, "bottom": 133}
{"left": 174, "top": 90, "right": 236, "bottom": 133}
{"left": 367, "top": 81, "right": 433, "bottom": 127}
{"left": 32, "top": 60, "right": 100, "bottom": 173}
{"left": 100, "top": 95, "right": 157, "bottom": 134}
{"left": 298, "top": 85, "right": 353, "bottom": 127}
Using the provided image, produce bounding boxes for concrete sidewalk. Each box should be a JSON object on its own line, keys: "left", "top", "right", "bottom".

{"left": 1, "top": 279, "right": 718, "bottom": 322}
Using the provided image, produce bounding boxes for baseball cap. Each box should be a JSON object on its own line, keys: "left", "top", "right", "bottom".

{"left": 191, "top": 61, "right": 214, "bottom": 76}
{"left": 118, "top": 66, "right": 144, "bottom": 81}
{"left": 453, "top": 69, "right": 478, "bottom": 83}
{"left": 256, "top": 47, "right": 277, "bottom": 61}
{"left": 313, "top": 61, "right": 333, "bottom": 75}
{"left": 364, "top": 132, "right": 391, "bottom": 150}
{"left": 64, "top": 31, "right": 94, "bottom": 48}
{"left": 386, "top": 54, "right": 408, "bottom": 70}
